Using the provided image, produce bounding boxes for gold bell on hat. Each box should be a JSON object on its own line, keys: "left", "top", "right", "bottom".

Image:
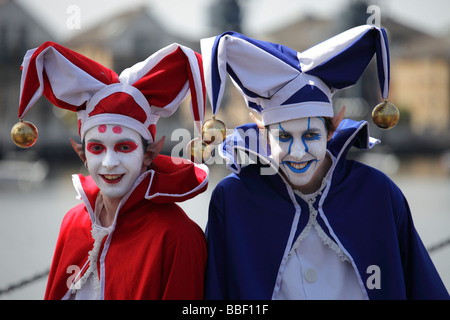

{"left": 372, "top": 100, "right": 400, "bottom": 130}
{"left": 201, "top": 116, "right": 227, "bottom": 145}
{"left": 186, "top": 137, "right": 213, "bottom": 164}
{"left": 186, "top": 116, "right": 227, "bottom": 164}
{"left": 11, "top": 119, "right": 38, "bottom": 148}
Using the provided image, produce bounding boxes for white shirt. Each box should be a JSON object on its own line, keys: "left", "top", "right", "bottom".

{"left": 65, "top": 193, "right": 111, "bottom": 300}
{"left": 69, "top": 274, "right": 99, "bottom": 300}
{"left": 273, "top": 188, "right": 365, "bottom": 300}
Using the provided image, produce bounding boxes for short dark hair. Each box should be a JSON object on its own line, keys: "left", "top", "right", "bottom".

{"left": 141, "top": 137, "right": 149, "bottom": 153}
{"left": 323, "top": 117, "right": 332, "bottom": 133}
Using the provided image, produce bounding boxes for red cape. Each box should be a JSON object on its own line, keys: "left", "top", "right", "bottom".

{"left": 45, "top": 155, "right": 208, "bottom": 300}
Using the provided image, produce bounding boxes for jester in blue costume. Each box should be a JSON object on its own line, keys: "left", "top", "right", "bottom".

{"left": 200, "top": 25, "right": 449, "bottom": 299}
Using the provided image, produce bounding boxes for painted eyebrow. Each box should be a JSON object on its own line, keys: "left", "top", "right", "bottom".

{"left": 86, "top": 138, "right": 139, "bottom": 143}
{"left": 316, "top": 116, "right": 325, "bottom": 125}
{"left": 277, "top": 125, "right": 323, "bottom": 134}
{"left": 305, "top": 127, "right": 323, "bottom": 132}
{"left": 115, "top": 138, "right": 139, "bottom": 144}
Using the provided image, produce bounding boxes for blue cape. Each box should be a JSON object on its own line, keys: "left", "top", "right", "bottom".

{"left": 205, "top": 119, "right": 449, "bottom": 299}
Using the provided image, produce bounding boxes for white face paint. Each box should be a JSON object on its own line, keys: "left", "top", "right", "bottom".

{"left": 84, "top": 124, "right": 145, "bottom": 199}
{"left": 268, "top": 117, "right": 328, "bottom": 189}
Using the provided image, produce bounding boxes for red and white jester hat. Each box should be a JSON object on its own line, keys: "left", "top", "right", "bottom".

{"left": 17, "top": 41, "right": 206, "bottom": 144}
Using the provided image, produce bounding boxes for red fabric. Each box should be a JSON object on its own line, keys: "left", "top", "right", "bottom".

{"left": 88, "top": 92, "right": 147, "bottom": 123}
{"left": 186, "top": 51, "right": 206, "bottom": 122}
{"left": 145, "top": 156, "right": 208, "bottom": 204}
{"left": 19, "top": 42, "right": 205, "bottom": 135}
{"left": 132, "top": 47, "right": 187, "bottom": 108}
{"left": 19, "top": 41, "right": 118, "bottom": 117}
{"left": 45, "top": 155, "right": 207, "bottom": 300}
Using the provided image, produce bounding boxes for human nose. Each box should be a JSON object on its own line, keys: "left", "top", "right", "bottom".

{"left": 289, "top": 138, "right": 307, "bottom": 159}
{"left": 102, "top": 149, "right": 119, "bottom": 169}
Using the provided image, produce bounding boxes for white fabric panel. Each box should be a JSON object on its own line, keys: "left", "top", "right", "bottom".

{"left": 298, "top": 25, "right": 373, "bottom": 73}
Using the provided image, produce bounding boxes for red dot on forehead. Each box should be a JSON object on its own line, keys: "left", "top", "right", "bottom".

{"left": 112, "top": 126, "right": 123, "bottom": 134}
{"left": 98, "top": 125, "right": 107, "bottom": 133}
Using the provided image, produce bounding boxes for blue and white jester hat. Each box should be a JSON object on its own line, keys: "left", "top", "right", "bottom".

{"left": 200, "top": 25, "right": 390, "bottom": 126}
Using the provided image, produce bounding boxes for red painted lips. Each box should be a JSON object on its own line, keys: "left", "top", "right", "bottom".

{"left": 100, "top": 174, "right": 124, "bottom": 184}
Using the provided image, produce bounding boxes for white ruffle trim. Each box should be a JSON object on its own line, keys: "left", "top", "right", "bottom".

{"left": 292, "top": 186, "right": 350, "bottom": 263}
{"left": 70, "top": 194, "right": 112, "bottom": 295}
{"left": 70, "top": 227, "right": 110, "bottom": 294}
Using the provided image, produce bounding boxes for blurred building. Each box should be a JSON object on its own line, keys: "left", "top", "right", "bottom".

{"left": 65, "top": 6, "right": 200, "bottom": 70}
{"left": 389, "top": 32, "right": 450, "bottom": 136}
{"left": 0, "top": 0, "right": 62, "bottom": 162}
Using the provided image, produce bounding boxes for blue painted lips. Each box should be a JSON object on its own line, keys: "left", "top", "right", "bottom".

{"left": 283, "top": 160, "right": 316, "bottom": 173}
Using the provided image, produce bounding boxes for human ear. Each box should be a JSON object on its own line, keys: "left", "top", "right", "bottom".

{"left": 249, "top": 112, "right": 269, "bottom": 147}
{"left": 70, "top": 138, "right": 87, "bottom": 164}
{"left": 249, "top": 112, "right": 265, "bottom": 130}
{"left": 327, "top": 106, "right": 346, "bottom": 141}
{"left": 250, "top": 113, "right": 273, "bottom": 154}
{"left": 143, "top": 136, "right": 165, "bottom": 167}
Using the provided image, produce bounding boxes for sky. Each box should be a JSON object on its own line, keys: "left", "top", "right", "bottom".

{"left": 14, "top": 0, "right": 450, "bottom": 42}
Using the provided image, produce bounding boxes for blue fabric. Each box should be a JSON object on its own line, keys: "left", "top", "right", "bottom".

{"left": 208, "top": 27, "right": 391, "bottom": 115}
{"left": 221, "top": 31, "right": 300, "bottom": 70}
{"left": 281, "top": 84, "right": 330, "bottom": 105}
{"left": 375, "top": 28, "right": 390, "bottom": 96}
{"left": 210, "top": 35, "right": 224, "bottom": 115}
{"left": 306, "top": 28, "right": 381, "bottom": 90}
{"left": 205, "top": 120, "right": 449, "bottom": 300}
{"left": 247, "top": 101, "right": 263, "bottom": 113}
{"left": 226, "top": 65, "right": 263, "bottom": 99}
{"left": 210, "top": 31, "right": 299, "bottom": 113}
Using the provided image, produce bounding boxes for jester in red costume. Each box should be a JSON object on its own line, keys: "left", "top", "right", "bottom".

{"left": 16, "top": 42, "right": 208, "bottom": 299}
